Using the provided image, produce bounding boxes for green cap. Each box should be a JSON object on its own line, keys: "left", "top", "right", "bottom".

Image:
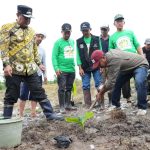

{"left": 114, "top": 14, "right": 124, "bottom": 21}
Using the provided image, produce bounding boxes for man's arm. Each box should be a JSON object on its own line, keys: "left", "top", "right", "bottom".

{"left": 52, "top": 40, "right": 62, "bottom": 76}
{"left": 0, "top": 25, "right": 11, "bottom": 67}
{"left": 0, "top": 25, "right": 13, "bottom": 76}
{"left": 76, "top": 45, "right": 84, "bottom": 76}
{"left": 137, "top": 46, "right": 144, "bottom": 55}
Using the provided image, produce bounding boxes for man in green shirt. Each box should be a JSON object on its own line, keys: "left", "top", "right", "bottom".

{"left": 109, "top": 14, "right": 143, "bottom": 103}
{"left": 52, "top": 23, "right": 75, "bottom": 113}
{"left": 76, "top": 22, "right": 102, "bottom": 107}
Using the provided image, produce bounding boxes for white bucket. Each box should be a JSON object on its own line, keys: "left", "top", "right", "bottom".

{"left": 0, "top": 117, "right": 23, "bottom": 148}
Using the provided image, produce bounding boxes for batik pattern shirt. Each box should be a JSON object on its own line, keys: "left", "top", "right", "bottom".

{"left": 0, "top": 22, "right": 41, "bottom": 75}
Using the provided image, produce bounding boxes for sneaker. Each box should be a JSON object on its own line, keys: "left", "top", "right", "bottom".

{"left": 65, "top": 106, "right": 77, "bottom": 111}
{"left": 60, "top": 108, "right": 66, "bottom": 114}
{"left": 106, "top": 105, "right": 118, "bottom": 112}
{"left": 137, "top": 109, "right": 147, "bottom": 116}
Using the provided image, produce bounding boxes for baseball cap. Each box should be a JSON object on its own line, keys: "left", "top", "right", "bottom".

{"left": 114, "top": 14, "right": 124, "bottom": 21}
{"left": 35, "top": 32, "right": 46, "bottom": 38}
{"left": 61, "top": 23, "right": 71, "bottom": 32}
{"left": 145, "top": 38, "right": 150, "bottom": 45}
{"left": 80, "top": 22, "right": 91, "bottom": 31}
{"left": 100, "top": 24, "right": 109, "bottom": 30}
{"left": 91, "top": 50, "right": 104, "bottom": 69}
{"left": 17, "top": 5, "right": 33, "bottom": 18}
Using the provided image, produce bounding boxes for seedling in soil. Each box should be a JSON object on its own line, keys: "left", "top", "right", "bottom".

{"left": 65, "top": 111, "right": 94, "bottom": 128}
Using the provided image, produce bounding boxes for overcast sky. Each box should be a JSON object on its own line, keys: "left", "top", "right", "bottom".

{"left": 0, "top": 0, "right": 150, "bottom": 80}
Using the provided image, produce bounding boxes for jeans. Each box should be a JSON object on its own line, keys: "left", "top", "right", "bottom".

{"left": 82, "top": 69, "right": 103, "bottom": 90}
{"left": 112, "top": 67, "right": 148, "bottom": 109}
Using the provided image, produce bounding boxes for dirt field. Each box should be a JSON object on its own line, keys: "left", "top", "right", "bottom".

{"left": 1, "top": 81, "right": 150, "bottom": 150}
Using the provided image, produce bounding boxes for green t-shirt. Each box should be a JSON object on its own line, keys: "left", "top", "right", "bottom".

{"left": 76, "top": 37, "right": 92, "bottom": 65}
{"left": 109, "top": 30, "right": 140, "bottom": 53}
{"left": 52, "top": 38, "right": 75, "bottom": 72}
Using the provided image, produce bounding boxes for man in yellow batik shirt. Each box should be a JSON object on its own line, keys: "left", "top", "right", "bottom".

{"left": 0, "top": 5, "right": 63, "bottom": 120}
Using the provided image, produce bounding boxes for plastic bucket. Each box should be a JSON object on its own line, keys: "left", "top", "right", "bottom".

{"left": 0, "top": 117, "right": 23, "bottom": 148}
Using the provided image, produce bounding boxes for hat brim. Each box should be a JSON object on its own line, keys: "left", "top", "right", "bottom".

{"left": 114, "top": 17, "right": 124, "bottom": 21}
{"left": 23, "top": 14, "right": 33, "bottom": 18}
{"left": 92, "top": 61, "right": 100, "bottom": 70}
{"left": 145, "top": 42, "right": 150, "bottom": 45}
{"left": 81, "top": 28, "right": 91, "bottom": 31}
{"left": 62, "top": 30, "right": 71, "bottom": 32}
{"left": 101, "top": 27, "right": 109, "bottom": 29}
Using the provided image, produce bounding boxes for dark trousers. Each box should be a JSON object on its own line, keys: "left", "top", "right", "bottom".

{"left": 147, "top": 72, "right": 150, "bottom": 95}
{"left": 4, "top": 73, "right": 47, "bottom": 105}
{"left": 122, "top": 80, "right": 131, "bottom": 99}
{"left": 112, "top": 67, "right": 148, "bottom": 109}
{"left": 57, "top": 72, "right": 75, "bottom": 108}
{"left": 20, "top": 75, "right": 43, "bottom": 101}
{"left": 57, "top": 72, "right": 75, "bottom": 94}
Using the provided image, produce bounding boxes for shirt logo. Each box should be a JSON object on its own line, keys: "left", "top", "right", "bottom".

{"left": 93, "top": 43, "right": 98, "bottom": 48}
{"left": 80, "top": 44, "right": 84, "bottom": 49}
{"left": 116, "top": 36, "right": 132, "bottom": 50}
{"left": 91, "top": 59, "right": 95, "bottom": 64}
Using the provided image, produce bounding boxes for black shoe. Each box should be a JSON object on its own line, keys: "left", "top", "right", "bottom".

{"left": 47, "top": 113, "right": 64, "bottom": 121}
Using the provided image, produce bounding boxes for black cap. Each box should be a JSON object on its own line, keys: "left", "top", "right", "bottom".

{"left": 114, "top": 14, "right": 124, "bottom": 21}
{"left": 61, "top": 23, "right": 71, "bottom": 32}
{"left": 80, "top": 22, "right": 91, "bottom": 31}
{"left": 17, "top": 5, "right": 33, "bottom": 18}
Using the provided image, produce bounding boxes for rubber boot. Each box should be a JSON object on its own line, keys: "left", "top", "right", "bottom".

{"left": 108, "top": 91, "right": 112, "bottom": 107}
{"left": 3, "top": 104, "right": 13, "bottom": 119}
{"left": 58, "top": 92, "right": 66, "bottom": 113}
{"left": 83, "top": 89, "right": 92, "bottom": 108}
{"left": 39, "top": 99, "right": 64, "bottom": 121}
{"left": 65, "top": 91, "right": 77, "bottom": 111}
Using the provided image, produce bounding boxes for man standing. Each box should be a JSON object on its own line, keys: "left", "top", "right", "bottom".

{"left": 76, "top": 22, "right": 102, "bottom": 108}
{"left": 109, "top": 14, "right": 143, "bottom": 103}
{"left": 52, "top": 23, "right": 75, "bottom": 113}
{"left": 143, "top": 38, "right": 150, "bottom": 98}
{"left": 0, "top": 5, "right": 63, "bottom": 120}
{"left": 100, "top": 24, "right": 110, "bottom": 53}
{"left": 91, "top": 50, "right": 148, "bottom": 115}
{"left": 19, "top": 32, "right": 47, "bottom": 117}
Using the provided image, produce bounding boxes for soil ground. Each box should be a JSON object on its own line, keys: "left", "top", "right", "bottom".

{"left": 1, "top": 81, "right": 150, "bottom": 150}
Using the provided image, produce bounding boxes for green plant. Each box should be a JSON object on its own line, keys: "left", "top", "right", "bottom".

{"left": 65, "top": 111, "right": 94, "bottom": 128}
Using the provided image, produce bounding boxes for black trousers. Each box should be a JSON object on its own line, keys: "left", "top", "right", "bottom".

{"left": 4, "top": 73, "right": 47, "bottom": 105}
{"left": 57, "top": 72, "right": 75, "bottom": 94}
{"left": 122, "top": 80, "right": 131, "bottom": 99}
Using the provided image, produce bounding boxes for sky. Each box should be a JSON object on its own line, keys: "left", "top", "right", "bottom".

{"left": 0, "top": 0, "right": 150, "bottom": 80}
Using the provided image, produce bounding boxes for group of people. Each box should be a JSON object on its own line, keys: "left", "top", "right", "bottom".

{"left": 0, "top": 4, "right": 150, "bottom": 121}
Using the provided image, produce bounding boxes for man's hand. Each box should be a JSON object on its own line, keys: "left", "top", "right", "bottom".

{"left": 79, "top": 67, "right": 84, "bottom": 76}
{"left": 39, "top": 64, "right": 46, "bottom": 72}
{"left": 56, "top": 70, "right": 62, "bottom": 77}
{"left": 4, "top": 65, "right": 12, "bottom": 76}
{"left": 96, "top": 85, "right": 105, "bottom": 102}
